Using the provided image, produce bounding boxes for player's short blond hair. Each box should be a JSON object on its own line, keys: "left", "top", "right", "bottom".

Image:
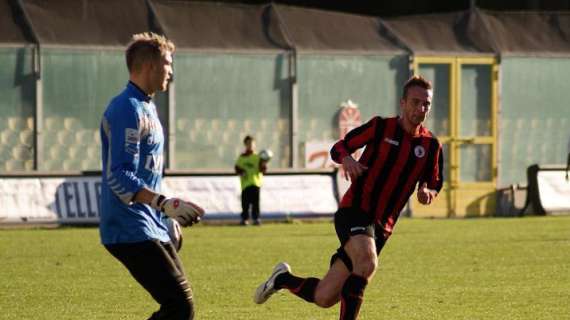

{"left": 126, "top": 32, "right": 175, "bottom": 73}
{"left": 402, "top": 75, "right": 432, "bottom": 99}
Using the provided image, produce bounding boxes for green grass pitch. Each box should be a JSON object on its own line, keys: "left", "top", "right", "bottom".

{"left": 1, "top": 216, "right": 569, "bottom": 319}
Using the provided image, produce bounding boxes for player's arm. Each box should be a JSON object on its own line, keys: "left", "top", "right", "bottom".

{"left": 103, "top": 105, "right": 146, "bottom": 205}
{"left": 105, "top": 104, "right": 203, "bottom": 225}
{"left": 418, "top": 142, "right": 444, "bottom": 205}
{"left": 235, "top": 156, "right": 245, "bottom": 176}
{"left": 566, "top": 152, "right": 570, "bottom": 181}
{"left": 330, "top": 117, "right": 379, "bottom": 181}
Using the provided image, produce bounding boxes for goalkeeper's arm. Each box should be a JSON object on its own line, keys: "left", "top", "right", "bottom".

{"left": 134, "top": 188, "right": 205, "bottom": 226}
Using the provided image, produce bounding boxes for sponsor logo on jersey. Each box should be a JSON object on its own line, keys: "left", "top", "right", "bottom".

{"left": 125, "top": 146, "right": 138, "bottom": 155}
{"left": 144, "top": 154, "right": 163, "bottom": 172}
{"left": 384, "top": 138, "right": 399, "bottom": 146}
{"left": 125, "top": 128, "right": 139, "bottom": 144}
{"left": 350, "top": 226, "right": 366, "bottom": 233}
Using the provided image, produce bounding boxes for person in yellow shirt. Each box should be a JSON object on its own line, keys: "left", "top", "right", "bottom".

{"left": 235, "top": 135, "right": 267, "bottom": 225}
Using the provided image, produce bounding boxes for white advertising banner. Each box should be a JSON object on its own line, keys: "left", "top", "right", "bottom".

{"left": 0, "top": 177, "right": 101, "bottom": 224}
{"left": 304, "top": 141, "right": 352, "bottom": 197}
{"left": 536, "top": 170, "right": 570, "bottom": 213}
{"left": 164, "top": 175, "right": 338, "bottom": 219}
{"left": 0, "top": 174, "right": 338, "bottom": 224}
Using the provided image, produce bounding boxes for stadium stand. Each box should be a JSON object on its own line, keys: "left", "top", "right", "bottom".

{"left": 0, "top": 117, "right": 34, "bottom": 171}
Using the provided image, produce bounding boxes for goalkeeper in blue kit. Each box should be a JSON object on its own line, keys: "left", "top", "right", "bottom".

{"left": 99, "top": 33, "right": 204, "bottom": 320}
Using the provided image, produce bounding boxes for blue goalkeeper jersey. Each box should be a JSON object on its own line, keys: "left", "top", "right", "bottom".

{"left": 99, "top": 81, "right": 170, "bottom": 245}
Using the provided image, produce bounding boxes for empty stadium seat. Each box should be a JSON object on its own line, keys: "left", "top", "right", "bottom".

{"left": 19, "top": 129, "right": 34, "bottom": 147}
{"left": 226, "top": 119, "right": 237, "bottom": 131}
{"left": 216, "top": 145, "right": 225, "bottom": 158}
{"left": 42, "top": 159, "right": 61, "bottom": 171}
{"left": 188, "top": 130, "right": 199, "bottom": 143}
{"left": 45, "top": 117, "right": 63, "bottom": 131}
{"left": 320, "top": 129, "right": 334, "bottom": 141}
{"left": 49, "top": 145, "right": 67, "bottom": 161}
{"left": 63, "top": 117, "right": 82, "bottom": 131}
{"left": 309, "top": 118, "right": 319, "bottom": 130}
{"left": 25, "top": 160, "right": 34, "bottom": 171}
{"left": 67, "top": 145, "right": 87, "bottom": 159}
{"left": 281, "top": 145, "right": 290, "bottom": 167}
{"left": 270, "top": 131, "right": 281, "bottom": 143}
{"left": 7, "top": 117, "right": 26, "bottom": 131}
{"left": 62, "top": 159, "right": 82, "bottom": 171}
{"left": 221, "top": 131, "right": 232, "bottom": 144}
{"left": 176, "top": 118, "right": 190, "bottom": 132}
{"left": 1, "top": 130, "right": 18, "bottom": 145}
{"left": 11, "top": 145, "right": 32, "bottom": 161}
{"left": 259, "top": 118, "right": 270, "bottom": 131}
{"left": 57, "top": 130, "right": 74, "bottom": 146}
{"left": 210, "top": 119, "right": 221, "bottom": 131}
{"left": 0, "top": 146, "right": 10, "bottom": 162}
{"left": 209, "top": 130, "right": 222, "bottom": 144}
{"left": 87, "top": 146, "right": 99, "bottom": 159}
{"left": 41, "top": 130, "right": 59, "bottom": 149}
{"left": 74, "top": 129, "right": 92, "bottom": 144}
{"left": 242, "top": 119, "right": 254, "bottom": 133}
{"left": 93, "top": 130, "right": 101, "bottom": 145}
{"left": 81, "top": 158, "right": 100, "bottom": 171}
{"left": 277, "top": 119, "right": 288, "bottom": 132}
{"left": 193, "top": 118, "right": 206, "bottom": 131}
{"left": 5, "top": 159, "right": 25, "bottom": 171}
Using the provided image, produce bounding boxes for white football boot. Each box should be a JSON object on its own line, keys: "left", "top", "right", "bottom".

{"left": 253, "top": 262, "right": 291, "bottom": 304}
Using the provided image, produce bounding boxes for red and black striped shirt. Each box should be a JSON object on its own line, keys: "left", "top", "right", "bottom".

{"left": 330, "top": 116, "right": 443, "bottom": 237}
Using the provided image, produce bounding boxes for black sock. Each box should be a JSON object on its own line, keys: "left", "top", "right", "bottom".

{"left": 339, "top": 274, "right": 368, "bottom": 320}
{"left": 275, "top": 272, "right": 320, "bottom": 303}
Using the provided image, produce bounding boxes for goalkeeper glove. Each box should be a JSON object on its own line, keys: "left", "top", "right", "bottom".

{"left": 166, "top": 218, "right": 183, "bottom": 251}
{"left": 151, "top": 194, "right": 204, "bottom": 227}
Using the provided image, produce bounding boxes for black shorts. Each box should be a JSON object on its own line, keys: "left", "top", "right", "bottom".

{"left": 105, "top": 240, "right": 193, "bottom": 308}
{"left": 334, "top": 207, "right": 387, "bottom": 256}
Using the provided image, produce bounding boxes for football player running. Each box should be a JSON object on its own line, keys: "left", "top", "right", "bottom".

{"left": 253, "top": 76, "right": 443, "bottom": 320}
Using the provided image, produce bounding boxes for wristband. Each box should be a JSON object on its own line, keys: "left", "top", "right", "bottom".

{"left": 150, "top": 194, "right": 167, "bottom": 211}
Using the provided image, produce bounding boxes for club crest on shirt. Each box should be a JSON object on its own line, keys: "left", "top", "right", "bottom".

{"left": 125, "top": 128, "right": 139, "bottom": 144}
{"left": 414, "top": 145, "right": 426, "bottom": 158}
